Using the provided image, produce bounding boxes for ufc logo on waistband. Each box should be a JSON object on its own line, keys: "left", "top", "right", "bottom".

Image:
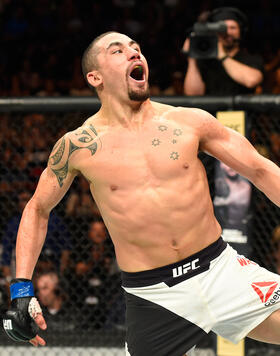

{"left": 3, "top": 319, "right": 13, "bottom": 330}
{"left": 172, "top": 258, "right": 200, "bottom": 278}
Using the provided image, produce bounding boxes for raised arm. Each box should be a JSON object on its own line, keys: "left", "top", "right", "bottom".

{"left": 216, "top": 41, "right": 263, "bottom": 89}
{"left": 182, "top": 37, "right": 206, "bottom": 96}
{"left": 16, "top": 135, "right": 77, "bottom": 279}
{"left": 193, "top": 109, "right": 280, "bottom": 207}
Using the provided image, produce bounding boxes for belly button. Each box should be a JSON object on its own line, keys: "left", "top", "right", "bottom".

{"left": 183, "top": 163, "right": 189, "bottom": 169}
{"left": 110, "top": 185, "right": 118, "bottom": 191}
{"left": 172, "top": 239, "right": 178, "bottom": 247}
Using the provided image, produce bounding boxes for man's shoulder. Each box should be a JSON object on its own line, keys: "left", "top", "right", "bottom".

{"left": 151, "top": 100, "right": 207, "bottom": 120}
{"left": 48, "top": 119, "right": 101, "bottom": 174}
{"left": 156, "top": 105, "right": 216, "bottom": 136}
{"left": 164, "top": 105, "right": 212, "bottom": 123}
{"left": 52, "top": 115, "right": 101, "bottom": 149}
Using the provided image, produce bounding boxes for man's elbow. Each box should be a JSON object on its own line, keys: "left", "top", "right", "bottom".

{"left": 184, "top": 85, "right": 205, "bottom": 96}
{"left": 26, "top": 197, "right": 50, "bottom": 220}
{"left": 252, "top": 165, "right": 269, "bottom": 191}
{"left": 245, "top": 72, "right": 263, "bottom": 89}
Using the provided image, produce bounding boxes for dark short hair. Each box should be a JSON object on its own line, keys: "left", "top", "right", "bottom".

{"left": 81, "top": 31, "right": 120, "bottom": 91}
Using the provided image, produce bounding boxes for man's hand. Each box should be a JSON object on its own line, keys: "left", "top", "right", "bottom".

{"left": 3, "top": 279, "right": 47, "bottom": 347}
{"left": 217, "top": 38, "right": 227, "bottom": 60}
{"left": 182, "top": 37, "right": 191, "bottom": 54}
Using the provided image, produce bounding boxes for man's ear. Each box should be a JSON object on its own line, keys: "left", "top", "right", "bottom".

{"left": 87, "top": 70, "right": 103, "bottom": 88}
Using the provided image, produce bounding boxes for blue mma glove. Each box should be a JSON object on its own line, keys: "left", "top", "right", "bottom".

{"left": 3, "top": 278, "right": 42, "bottom": 342}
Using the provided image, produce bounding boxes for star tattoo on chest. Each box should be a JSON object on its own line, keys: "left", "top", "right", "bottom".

{"left": 158, "top": 125, "right": 168, "bottom": 132}
{"left": 173, "top": 129, "right": 183, "bottom": 136}
{"left": 170, "top": 152, "right": 179, "bottom": 160}
{"left": 152, "top": 139, "right": 161, "bottom": 146}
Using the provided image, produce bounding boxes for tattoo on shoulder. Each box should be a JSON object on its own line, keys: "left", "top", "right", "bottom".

{"left": 49, "top": 125, "right": 101, "bottom": 187}
{"left": 51, "top": 160, "right": 69, "bottom": 187}
{"left": 49, "top": 137, "right": 65, "bottom": 165}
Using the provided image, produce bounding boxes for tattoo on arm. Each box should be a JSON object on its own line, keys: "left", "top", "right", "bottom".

{"left": 49, "top": 125, "right": 100, "bottom": 187}
{"left": 51, "top": 160, "right": 69, "bottom": 187}
{"left": 49, "top": 137, "right": 65, "bottom": 165}
{"left": 69, "top": 140, "right": 98, "bottom": 156}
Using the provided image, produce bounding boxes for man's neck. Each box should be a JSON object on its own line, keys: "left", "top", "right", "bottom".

{"left": 97, "top": 97, "right": 154, "bottom": 129}
{"left": 48, "top": 297, "right": 62, "bottom": 313}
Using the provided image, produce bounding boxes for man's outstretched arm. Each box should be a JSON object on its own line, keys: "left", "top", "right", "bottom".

{"left": 194, "top": 109, "right": 280, "bottom": 207}
{"left": 3, "top": 135, "right": 77, "bottom": 346}
{"left": 16, "top": 165, "right": 76, "bottom": 279}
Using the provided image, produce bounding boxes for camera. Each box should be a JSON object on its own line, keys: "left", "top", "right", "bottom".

{"left": 189, "top": 21, "right": 227, "bottom": 59}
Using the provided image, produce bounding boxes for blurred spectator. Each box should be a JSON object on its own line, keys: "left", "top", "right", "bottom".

{"left": 270, "top": 131, "right": 280, "bottom": 165}
{"left": 65, "top": 175, "right": 101, "bottom": 248}
{"left": 271, "top": 225, "right": 280, "bottom": 274}
{"left": 1, "top": 191, "right": 72, "bottom": 281}
{"left": 34, "top": 270, "right": 76, "bottom": 333}
{"left": 258, "top": 48, "right": 280, "bottom": 93}
{"left": 213, "top": 161, "right": 252, "bottom": 257}
{"left": 163, "top": 71, "right": 184, "bottom": 95}
{"left": 0, "top": 1, "right": 278, "bottom": 96}
{"left": 66, "top": 175, "right": 100, "bottom": 219}
{"left": 183, "top": 7, "right": 264, "bottom": 95}
{"left": 3, "top": 6, "right": 29, "bottom": 39}
{"left": 271, "top": 68, "right": 280, "bottom": 94}
{"left": 37, "top": 78, "right": 60, "bottom": 97}
{"left": 69, "top": 73, "right": 95, "bottom": 96}
{"left": 66, "top": 219, "right": 119, "bottom": 329}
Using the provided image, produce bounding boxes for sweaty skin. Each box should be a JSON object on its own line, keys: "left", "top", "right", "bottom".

{"left": 14, "top": 33, "right": 280, "bottom": 347}
{"left": 50, "top": 103, "right": 222, "bottom": 272}
{"left": 17, "top": 100, "right": 280, "bottom": 275}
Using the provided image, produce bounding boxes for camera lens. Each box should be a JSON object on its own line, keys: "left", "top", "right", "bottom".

{"left": 197, "top": 38, "right": 211, "bottom": 52}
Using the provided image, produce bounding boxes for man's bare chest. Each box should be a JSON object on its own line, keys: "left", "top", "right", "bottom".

{"left": 72, "top": 121, "right": 199, "bottom": 186}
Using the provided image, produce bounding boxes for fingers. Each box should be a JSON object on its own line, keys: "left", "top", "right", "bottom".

{"left": 34, "top": 313, "right": 47, "bottom": 330}
{"left": 29, "top": 334, "right": 46, "bottom": 347}
{"left": 182, "top": 38, "right": 190, "bottom": 52}
{"left": 29, "top": 312, "right": 47, "bottom": 347}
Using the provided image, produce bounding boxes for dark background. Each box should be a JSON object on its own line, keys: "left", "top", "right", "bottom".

{"left": 1, "top": 0, "right": 280, "bottom": 96}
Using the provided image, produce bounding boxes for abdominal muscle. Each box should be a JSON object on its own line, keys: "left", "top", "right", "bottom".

{"left": 90, "top": 162, "right": 222, "bottom": 272}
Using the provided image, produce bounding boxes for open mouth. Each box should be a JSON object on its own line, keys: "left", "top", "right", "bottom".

{"left": 129, "top": 64, "right": 145, "bottom": 82}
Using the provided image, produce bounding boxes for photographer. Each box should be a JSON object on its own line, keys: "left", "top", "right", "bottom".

{"left": 183, "top": 7, "right": 264, "bottom": 95}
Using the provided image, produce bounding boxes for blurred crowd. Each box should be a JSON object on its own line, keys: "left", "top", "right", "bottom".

{"left": 0, "top": 111, "right": 279, "bottom": 337}
{"left": 0, "top": 112, "right": 125, "bottom": 334}
{"left": 0, "top": 0, "right": 280, "bottom": 341}
{"left": 0, "top": 0, "right": 280, "bottom": 96}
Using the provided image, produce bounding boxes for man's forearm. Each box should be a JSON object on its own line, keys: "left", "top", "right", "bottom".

{"left": 184, "top": 58, "right": 205, "bottom": 96}
{"left": 222, "top": 57, "right": 263, "bottom": 88}
{"left": 16, "top": 201, "right": 49, "bottom": 279}
{"left": 253, "top": 158, "right": 280, "bottom": 207}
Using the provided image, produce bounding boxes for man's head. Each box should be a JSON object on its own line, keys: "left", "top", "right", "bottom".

{"left": 35, "top": 272, "right": 61, "bottom": 308}
{"left": 81, "top": 31, "right": 150, "bottom": 102}
{"left": 209, "top": 7, "right": 248, "bottom": 50}
{"left": 88, "top": 220, "right": 107, "bottom": 244}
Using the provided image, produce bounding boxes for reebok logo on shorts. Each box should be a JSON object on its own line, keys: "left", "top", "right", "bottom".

{"left": 172, "top": 258, "right": 200, "bottom": 278}
{"left": 251, "top": 281, "right": 278, "bottom": 305}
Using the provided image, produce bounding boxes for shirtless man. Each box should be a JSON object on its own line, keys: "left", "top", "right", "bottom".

{"left": 3, "top": 31, "right": 280, "bottom": 356}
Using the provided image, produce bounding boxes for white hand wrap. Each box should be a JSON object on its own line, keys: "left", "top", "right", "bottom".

{"left": 28, "top": 297, "right": 42, "bottom": 319}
